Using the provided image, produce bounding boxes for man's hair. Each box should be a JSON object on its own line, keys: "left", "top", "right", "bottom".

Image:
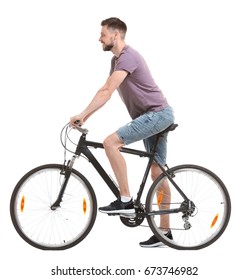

{"left": 101, "top": 17, "right": 127, "bottom": 39}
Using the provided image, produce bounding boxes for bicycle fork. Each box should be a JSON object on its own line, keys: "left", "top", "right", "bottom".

{"left": 50, "top": 155, "right": 78, "bottom": 210}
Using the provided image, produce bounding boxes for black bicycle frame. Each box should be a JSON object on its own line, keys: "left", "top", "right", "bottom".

{"left": 52, "top": 129, "right": 190, "bottom": 214}
{"left": 75, "top": 131, "right": 189, "bottom": 207}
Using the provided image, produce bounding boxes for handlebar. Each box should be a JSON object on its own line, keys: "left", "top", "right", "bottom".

{"left": 73, "top": 120, "right": 89, "bottom": 135}
{"left": 60, "top": 123, "right": 90, "bottom": 158}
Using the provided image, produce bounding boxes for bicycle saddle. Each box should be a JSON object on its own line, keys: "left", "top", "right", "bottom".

{"left": 158, "top": 123, "right": 178, "bottom": 135}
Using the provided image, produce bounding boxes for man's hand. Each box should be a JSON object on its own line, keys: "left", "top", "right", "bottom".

{"left": 69, "top": 114, "right": 85, "bottom": 127}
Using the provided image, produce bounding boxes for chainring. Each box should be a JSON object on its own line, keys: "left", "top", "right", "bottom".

{"left": 119, "top": 204, "right": 145, "bottom": 227}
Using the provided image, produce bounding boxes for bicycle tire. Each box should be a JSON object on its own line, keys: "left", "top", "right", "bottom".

{"left": 146, "top": 164, "right": 231, "bottom": 250}
{"left": 10, "top": 164, "right": 97, "bottom": 250}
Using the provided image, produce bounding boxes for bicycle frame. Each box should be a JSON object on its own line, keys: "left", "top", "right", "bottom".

{"left": 52, "top": 127, "right": 190, "bottom": 216}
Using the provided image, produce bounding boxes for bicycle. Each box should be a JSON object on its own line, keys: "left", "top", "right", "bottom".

{"left": 10, "top": 123, "right": 231, "bottom": 250}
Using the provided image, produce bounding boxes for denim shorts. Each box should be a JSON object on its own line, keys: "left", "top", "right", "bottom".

{"left": 116, "top": 106, "right": 175, "bottom": 165}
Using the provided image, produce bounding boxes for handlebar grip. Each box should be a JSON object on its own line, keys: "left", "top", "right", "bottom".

{"left": 74, "top": 120, "right": 81, "bottom": 126}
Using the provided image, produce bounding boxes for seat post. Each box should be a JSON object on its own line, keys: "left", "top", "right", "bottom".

{"left": 150, "top": 123, "right": 178, "bottom": 154}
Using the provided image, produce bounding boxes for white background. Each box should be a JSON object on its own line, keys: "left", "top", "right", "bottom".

{"left": 0, "top": 0, "right": 247, "bottom": 279}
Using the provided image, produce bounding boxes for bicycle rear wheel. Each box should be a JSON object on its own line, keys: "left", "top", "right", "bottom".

{"left": 146, "top": 164, "right": 231, "bottom": 250}
{"left": 10, "top": 164, "right": 97, "bottom": 250}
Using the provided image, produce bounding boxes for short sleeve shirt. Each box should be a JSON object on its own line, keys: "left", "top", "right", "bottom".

{"left": 110, "top": 45, "right": 168, "bottom": 119}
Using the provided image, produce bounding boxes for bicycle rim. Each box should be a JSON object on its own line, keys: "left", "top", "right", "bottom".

{"left": 10, "top": 164, "right": 97, "bottom": 250}
{"left": 146, "top": 165, "right": 231, "bottom": 250}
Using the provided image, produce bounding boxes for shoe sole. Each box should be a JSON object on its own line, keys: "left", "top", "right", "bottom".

{"left": 120, "top": 213, "right": 136, "bottom": 218}
{"left": 139, "top": 242, "right": 165, "bottom": 248}
{"left": 99, "top": 209, "right": 135, "bottom": 215}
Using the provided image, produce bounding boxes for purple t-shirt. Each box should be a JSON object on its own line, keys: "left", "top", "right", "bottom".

{"left": 110, "top": 45, "right": 168, "bottom": 119}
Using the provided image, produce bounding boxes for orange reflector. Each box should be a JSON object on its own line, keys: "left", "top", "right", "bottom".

{"left": 210, "top": 214, "right": 219, "bottom": 228}
{"left": 83, "top": 198, "right": 87, "bottom": 214}
{"left": 157, "top": 191, "right": 164, "bottom": 206}
{"left": 20, "top": 196, "right": 25, "bottom": 212}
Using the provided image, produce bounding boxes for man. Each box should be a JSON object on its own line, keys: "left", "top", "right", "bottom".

{"left": 70, "top": 17, "right": 175, "bottom": 247}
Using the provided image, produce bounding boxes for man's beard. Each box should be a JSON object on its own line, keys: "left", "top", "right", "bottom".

{"left": 102, "top": 38, "right": 114, "bottom": 51}
{"left": 103, "top": 42, "right": 114, "bottom": 51}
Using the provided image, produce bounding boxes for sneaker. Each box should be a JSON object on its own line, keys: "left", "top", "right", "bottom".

{"left": 139, "top": 231, "right": 173, "bottom": 248}
{"left": 99, "top": 198, "right": 135, "bottom": 215}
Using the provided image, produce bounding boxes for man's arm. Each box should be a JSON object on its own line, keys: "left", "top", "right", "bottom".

{"left": 70, "top": 70, "right": 128, "bottom": 126}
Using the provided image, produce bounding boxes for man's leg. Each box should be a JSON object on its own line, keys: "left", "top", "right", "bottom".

{"left": 151, "top": 163, "right": 171, "bottom": 231}
{"left": 98, "top": 132, "right": 134, "bottom": 214}
{"left": 103, "top": 132, "right": 130, "bottom": 197}
{"left": 139, "top": 163, "right": 172, "bottom": 247}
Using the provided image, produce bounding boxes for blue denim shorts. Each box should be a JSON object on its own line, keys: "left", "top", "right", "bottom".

{"left": 116, "top": 106, "right": 175, "bottom": 165}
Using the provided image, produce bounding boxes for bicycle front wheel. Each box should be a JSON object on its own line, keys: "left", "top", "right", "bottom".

{"left": 10, "top": 164, "right": 97, "bottom": 250}
{"left": 146, "top": 164, "right": 231, "bottom": 250}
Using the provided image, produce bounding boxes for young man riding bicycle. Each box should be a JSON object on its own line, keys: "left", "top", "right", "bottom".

{"left": 70, "top": 17, "right": 175, "bottom": 247}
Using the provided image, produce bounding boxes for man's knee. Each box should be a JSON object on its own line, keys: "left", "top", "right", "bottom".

{"left": 103, "top": 133, "right": 123, "bottom": 151}
{"left": 103, "top": 135, "right": 112, "bottom": 150}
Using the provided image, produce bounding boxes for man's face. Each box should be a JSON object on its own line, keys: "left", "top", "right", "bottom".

{"left": 99, "top": 25, "right": 115, "bottom": 51}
